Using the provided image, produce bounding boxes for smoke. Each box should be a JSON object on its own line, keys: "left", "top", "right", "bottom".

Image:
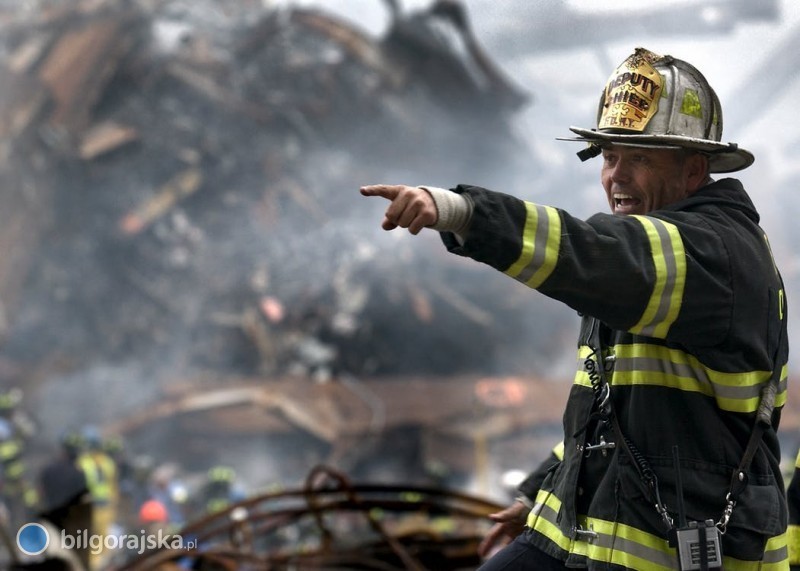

{"left": 3, "top": 0, "right": 799, "bottom": 503}
{"left": 0, "top": 0, "right": 581, "bottom": 500}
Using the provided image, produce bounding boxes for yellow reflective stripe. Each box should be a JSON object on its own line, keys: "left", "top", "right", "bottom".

{"left": 528, "top": 489, "right": 789, "bottom": 569}
{"left": 552, "top": 441, "right": 565, "bottom": 461}
{"left": 573, "top": 343, "right": 788, "bottom": 414}
{"left": 526, "top": 491, "right": 674, "bottom": 569}
{"left": 629, "top": 215, "right": 686, "bottom": 339}
{"left": 575, "top": 517, "right": 675, "bottom": 571}
{"left": 573, "top": 346, "right": 594, "bottom": 388}
{"left": 779, "top": 289, "right": 785, "bottom": 320}
{"left": 526, "top": 490, "right": 567, "bottom": 547}
{"left": 23, "top": 487, "right": 39, "bottom": 507}
{"left": 724, "top": 531, "right": 788, "bottom": 570}
{"left": 504, "top": 202, "right": 561, "bottom": 288}
{"left": 788, "top": 525, "right": 800, "bottom": 565}
{"left": 5, "top": 460, "right": 25, "bottom": 479}
{"left": 78, "top": 454, "right": 116, "bottom": 502}
{"left": 778, "top": 363, "right": 789, "bottom": 408}
{"left": 763, "top": 531, "right": 790, "bottom": 568}
{"left": 0, "top": 439, "right": 21, "bottom": 459}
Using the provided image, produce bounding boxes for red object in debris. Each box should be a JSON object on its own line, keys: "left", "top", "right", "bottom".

{"left": 139, "top": 499, "right": 169, "bottom": 523}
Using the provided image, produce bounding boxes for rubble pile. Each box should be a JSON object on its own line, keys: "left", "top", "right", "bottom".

{"left": 0, "top": 2, "right": 596, "bottom": 533}
{"left": 0, "top": 0, "right": 575, "bottom": 397}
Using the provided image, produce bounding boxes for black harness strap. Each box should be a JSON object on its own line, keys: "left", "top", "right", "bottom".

{"left": 586, "top": 319, "right": 674, "bottom": 531}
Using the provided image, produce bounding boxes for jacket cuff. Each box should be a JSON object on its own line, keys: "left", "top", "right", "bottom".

{"left": 419, "top": 185, "right": 473, "bottom": 235}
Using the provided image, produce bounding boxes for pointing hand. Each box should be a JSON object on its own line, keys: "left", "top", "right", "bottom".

{"left": 360, "top": 184, "right": 438, "bottom": 235}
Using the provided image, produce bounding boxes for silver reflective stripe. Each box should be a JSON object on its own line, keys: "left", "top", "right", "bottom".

{"left": 529, "top": 496, "right": 677, "bottom": 569}
{"left": 630, "top": 215, "right": 686, "bottom": 339}
{"left": 516, "top": 205, "right": 552, "bottom": 283}
{"left": 505, "top": 203, "right": 560, "bottom": 288}
{"left": 611, "top": 355, "right": 763, "bottom": 401}
{"left": 590, "top": 529, "right": 676, "bottom": 569}
{"left": 574, "top": 343, "right": 787, "bottom": 413}
{"left": 761, "top": 543, "right": 789, "bottom": 565}
{"left": 639, "top": 219, "right": 678, "bottom": 336}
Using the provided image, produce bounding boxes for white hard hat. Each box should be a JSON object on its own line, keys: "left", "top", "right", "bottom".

{"left": 561, "top": 47, "right": 753, "bottom": 173}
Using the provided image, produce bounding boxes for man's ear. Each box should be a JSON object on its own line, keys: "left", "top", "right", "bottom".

{"left": 685, "top": 153, "right": 710, "bottom": 194}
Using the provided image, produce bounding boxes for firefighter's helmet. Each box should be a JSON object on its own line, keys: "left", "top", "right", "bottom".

{"left": 81, "top": 425, "right": 103, "bottom": 450}
{"left": 59, "top": 429, "right": 84, "bottom": 458}
{"left": 562, "top": 47, "right": 753, "bottom": 173}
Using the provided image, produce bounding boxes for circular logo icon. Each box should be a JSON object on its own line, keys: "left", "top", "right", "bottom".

{"left": 16, "top": 522, "right": 49, "bottom": 556}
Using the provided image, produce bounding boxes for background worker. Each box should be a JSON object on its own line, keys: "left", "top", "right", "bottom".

{"left": 38, "top": 430, "right": 92, "bottom": 570}
{"left": 0, "top": 388, "right": 38, "bottom": 526}
{"left": 77, "top": 425, "right": 118, "bottom": 570}
{"left": 361, "top": 47, "right": 789, "bottom": 569}
{"left": 194, "top": 465, "right": 246, "bottom": 517}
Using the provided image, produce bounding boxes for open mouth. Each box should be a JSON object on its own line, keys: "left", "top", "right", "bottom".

{"left": 613, "top": 193, "right": 643, "bottom": 214}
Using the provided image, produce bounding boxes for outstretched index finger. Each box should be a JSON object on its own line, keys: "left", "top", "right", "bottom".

{"left": 359, "top": 184, "right": 403, "bottom": 200}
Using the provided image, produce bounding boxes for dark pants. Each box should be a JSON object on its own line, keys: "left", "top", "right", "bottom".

{"left": 477, "top": 533, "right": 567, "bottom": 570}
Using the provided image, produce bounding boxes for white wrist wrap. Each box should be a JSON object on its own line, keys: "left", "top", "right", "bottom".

{"left": 419, "top": 185, "right": 473, "bottom": 235}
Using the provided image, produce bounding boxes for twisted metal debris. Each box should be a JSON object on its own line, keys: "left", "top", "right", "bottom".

{"left": 119, "top": 464, "right": 504, "bottom": 570}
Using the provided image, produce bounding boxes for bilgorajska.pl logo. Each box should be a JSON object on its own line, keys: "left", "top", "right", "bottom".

{"left": 62, "top": 529, "right": 196, "bottom": 555}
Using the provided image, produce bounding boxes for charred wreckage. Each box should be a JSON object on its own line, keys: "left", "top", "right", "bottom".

{"left": 0, "top": 0, "right": 564, "bottom": 569}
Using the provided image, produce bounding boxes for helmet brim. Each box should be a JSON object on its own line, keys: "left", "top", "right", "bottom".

{"left": 561, "top": 126, "right": 754, "bottom": 173}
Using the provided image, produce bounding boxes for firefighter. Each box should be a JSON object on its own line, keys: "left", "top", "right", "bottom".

{"left": 361, "top": 47, "right": 788, "bottom": 570}
{"left": 76, "top": 425, "right": 118, "bottom": 569}
{"left": 103, "top": 434, "right": 138, "bottom": 531}
{"left": 147, "top": 461, "right": 189, "bottom": 529}
{"left": 0, "top": 387, "right": 38, "bottom": 525}
{"left": 38, "top": 430, "right": 92, "bottom": 571}
{"left": 39, "top": 430, "right": 90, "bottom": 527}
{"left": 196, "top": 465, "right": 246, "bottom": 516}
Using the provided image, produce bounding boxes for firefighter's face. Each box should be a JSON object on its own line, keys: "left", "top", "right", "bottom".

{"left": 600, "top": 145, "right": 706, "bottom": 215}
